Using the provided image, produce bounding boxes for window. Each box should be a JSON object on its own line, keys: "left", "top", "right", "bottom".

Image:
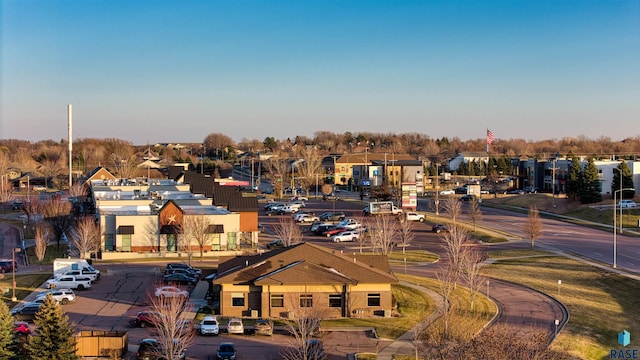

{"left": 227, "top": 232, "right": 237, "bottom": 250}
{"left": 328, "top": 294, "right": 342, "bottom": 308}
{"left": 105, "top": 234, "right": 115, "bottom": 251}
{"left": 299, "top": 294, "right": 313, "bottom": 308}
{"left": 231, "top": 293, "right": 245, "bottom": 307}
{"left": 211, "top": 234, "right": 220, "bottom": 251}
{"left": 270, "top": 294, "right": 284, "bottom": 308}
{"left": 367, "top": 293, "right": 381, "bottom": 307}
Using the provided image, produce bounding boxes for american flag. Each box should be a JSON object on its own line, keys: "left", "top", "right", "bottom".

{"left": 487, "top": 129, "right": 495, "bottom": 145}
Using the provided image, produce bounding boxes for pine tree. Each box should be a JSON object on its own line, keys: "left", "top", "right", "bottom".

{"left": 25, "top": 295, "right": 77, "bottom": 360}
{"left": 0, "top": 301, "right": 18, "bottom": 360}
{"left": 612, "top": 161, "right": 636, "bottom": 199}
{"left": 566, "top": 152, "right": 583, "bottom": 201}
{"left": 580, "top": 157, "right": 602, "bottom": 204}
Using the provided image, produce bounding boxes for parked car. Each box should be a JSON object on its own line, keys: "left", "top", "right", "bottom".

{"left": 165, "top": 263, "right": 202, "bottom": 277}
{"left": 322, "top": 193, "right": 340, "bottom": 201}
{"left": 11, "top": 303, "right": 42, "bottom": 322}
{"left": 216, "top": 342, "right": 237, "bottom": 360}
{"left": 136, "top": 338, "right": 186, "bottom": 360}
{"left": 336, "top": 218, "right": 362, "bottom": 229}
{"left": 294, "top": 213, "right": 319, "bottom": 223}
{"left": 432, "top": 224, "right": 450, "bottom": 233}
{"left": 439, "top": 189, "right": 455, "bottom": 195}
{"left": 253, "top": 318, "right": 274, "bottom": 336}
{"left": 0, "top": 259, "right": 17, "bottom": 273}
{"left": 310, "top": 221, "right": 331, "bottom": 233}
{"left": 35, "top": 288, "right": 76, "bottom": 304}
{"left": 266, "top": 239, "right": 285, "bottom": 250}
{"left": 154, "top": 286, "right": 189, "bottom": 298}
{"left": 618, "top": 200, "right": 637, "bottom": 209}
{"left": 135, "top": 311, "right": 161, "bottom": 328}
{"left": 323, "top": 226, "right": 349, "bottom": 237}
{"left": 291, "top": 196, "right": 309, "bottom": 201}
{"left": 162, "top": 273, "right": 199, "bottom": 286}
{"left": 164, "top": 267, "right": 201, "bottom": 279}
{"left": 290, "top": 200, "right": 306, "bottom": 208}
{"left": 459, "top": 194, "right": 477, "bottom": 202}
{"left": 199, "top": 315, "right": 220, "bottom": 336}
{"left": 319, "top": 211, "right": 346, "bottom": 221}
{"left": 226, "top": 318, "right": 244, "bottom": 334}
{"left": 405, "top": 212, "right": 426, "bottom": 222}
{"left": 331, "top": 231, "right": 360, "bottom": 243}
{"left": 14, "top": 321, "right": 31, "bottom": 335}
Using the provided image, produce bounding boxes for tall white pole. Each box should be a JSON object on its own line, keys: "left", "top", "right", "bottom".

{"left": 68, "top": 104, "right": 73, "bottom": 188}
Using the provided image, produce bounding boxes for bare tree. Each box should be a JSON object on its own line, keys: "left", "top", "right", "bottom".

{"left": 40, "top": 150, "right": 66, "bottom": 189}
{"left": 69, "top": 216, "right": 100, "bottom": 259}
{"left": 107, "top": 139, "right": 138, "bottom": 179}
{"left": 0, "top": 175, "right": 14, "bottom": 203}
{"left": 34, "top": 224, "right": 50, "bottom": 269}
{"left": 41, "top": 196, "right": 73, "bottom": 249}
{"left": 459, "top": 245, "right": 485, "bottom": 311}
{"left": 280, "top": 297, "right": 327, "bottom": 360}
{"left": 436, "top": 265, "right": 457, "bottom": 339}
{"left": 68, "top": 182, "right": 89, "bottom": 198}
{"left": 523, "top": 205, "right": 543, "bottom": 249}
{"left": 368, "top": 215, "right": 401, "bottom": 255}
{"left": 203, "top": 132, "right": 234, "bottom": 160}
{"left": 263, "top": 158, "right": 293, "bottom": 198}
{"left": 296, "top": 147, "right": 324, "bottom": 195}
{"left": 442, "top": 195, "right": 462, "bottom": 224}
{"left": 398, "top": 219, "right": 416, "bottom": 254}
{"left": 272, "top": 218, "right": 303, "bottom": 247}
{"left": 182, "top": 213, "right": 211, "bottom": 260}
{"left": 21, "top": 199, "right": 42, "bottom": 226}
{"left": 467, "top": 197, "right": 482, "bottom": 232}
{"left": 441, "top": 225, "right": 470, "bottom": 288}
{"left": 146, "top": 287, "right": 194, "bottom": 360}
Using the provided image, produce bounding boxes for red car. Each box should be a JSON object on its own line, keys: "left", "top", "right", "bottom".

{"left": 323, "top": 226, "right": 349, "bottom": 238}
{"left": 14, "top": 321, "right": 31, "bottom": 335}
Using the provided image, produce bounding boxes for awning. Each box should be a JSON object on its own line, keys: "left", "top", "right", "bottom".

{"left": 118, "top": 225, "right": 134, "bottom": 234}
{"left": 206, "top": 224, "right": 224, "bottom": 234}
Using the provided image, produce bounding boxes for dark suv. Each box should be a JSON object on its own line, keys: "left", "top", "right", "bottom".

{"left": 319, "top": 212, "right": 346, "bottom": 221}
{"left": 11, "top": 303, "right": 42, "bottom": 322}
{"left": 136, "top": 338, "right": 186, "bottom": 360}
{"left": 135, "top": 311, "right": 162, "bottom": 328}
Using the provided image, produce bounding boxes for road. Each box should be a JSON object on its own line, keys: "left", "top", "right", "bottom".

{"left": 3, "top": 194, "right": 638, "bottom": 358}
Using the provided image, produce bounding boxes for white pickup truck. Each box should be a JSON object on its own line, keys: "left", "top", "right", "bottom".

{"left": 45, "top": 275, "right": 92, "bottom": 290}
{"left": 405, "top": 212, "right": 426, "bottom": 222}
{"left": 57, "top": 269, "right": 99, "bottom": 282}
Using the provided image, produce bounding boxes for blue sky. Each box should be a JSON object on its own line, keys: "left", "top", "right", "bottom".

{"left": 1, "top": 0, "right": 639, "bottom": 145}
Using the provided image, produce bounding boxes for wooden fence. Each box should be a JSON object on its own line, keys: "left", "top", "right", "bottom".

{"left": 75, "top": 330, "right": 128, "bottom": 358}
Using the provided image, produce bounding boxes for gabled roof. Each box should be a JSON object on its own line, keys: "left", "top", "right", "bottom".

{"left": 214, "top": 243, "right": 398, "bottom": 286}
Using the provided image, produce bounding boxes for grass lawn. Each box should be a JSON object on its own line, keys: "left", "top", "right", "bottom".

{"left": 483, "top": 252, "right": 640, "bottom": 359}
{"left": 322, "top": 283, "right": 435, "bottom": 340}
{"left": 0, "top": 273, "right": 52, "bottom": 306}
{"left": 388, "top": 250, "right": 438, "bottom": 264}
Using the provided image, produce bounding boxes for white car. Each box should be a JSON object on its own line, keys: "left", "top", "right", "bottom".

{"left": 331, "top": 231, "right": 360, "bottom": 243}
{"left": 227, "top": 318, "right": 244, "bottom": 334}
{"left": 291, "top": 196, "right": 309, "bottom": 201}
{"left": 405, "top": 212, "right": 426, "bottom": 222}
{"left": 294, "top": 213, "right": 320, "bottom": 223}
{"left": 337, "top": 218, "right": 361, "bottom": 230}
{"left": 439, "top": 189, "right": 455, "bottom": 195}
{"left": 617, "top": 200, "right": 637, "bottom": 209}
{"left": 154, "top": 286, "right": 189, "bottom": 298}
{"left": 199, "top": 315, "right": 220, "bottom": 336}
{"left": 35, "top": 288, "right": 76, "bottom": 304}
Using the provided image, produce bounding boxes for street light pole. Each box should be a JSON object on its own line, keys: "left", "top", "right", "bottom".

{"left": 613, "top": 186, "right": 635, "bottom": 269}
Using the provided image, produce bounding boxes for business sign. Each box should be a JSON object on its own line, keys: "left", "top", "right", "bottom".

{"left": 401, "top": 182, "right": 417, "bottom": 209}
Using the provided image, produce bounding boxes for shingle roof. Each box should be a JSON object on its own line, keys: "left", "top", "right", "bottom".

{"left": 214, "top": 243, "right": 397, "bottom": 286}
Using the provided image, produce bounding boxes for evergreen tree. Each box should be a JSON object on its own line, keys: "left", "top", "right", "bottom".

{"left": 612, "top": 161, "right": 636, "bottom": 199}
{"left": 0, "top": 301, "right": 18, "bottom": 360}
{"left": 25, "top": 295, "right": 77, "bottom": 360}
{"left": 580, "top": 157, "right": 602, "bottom": 204}
{"left": 566, "top": 152, "right": 582, "bottom": 201}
